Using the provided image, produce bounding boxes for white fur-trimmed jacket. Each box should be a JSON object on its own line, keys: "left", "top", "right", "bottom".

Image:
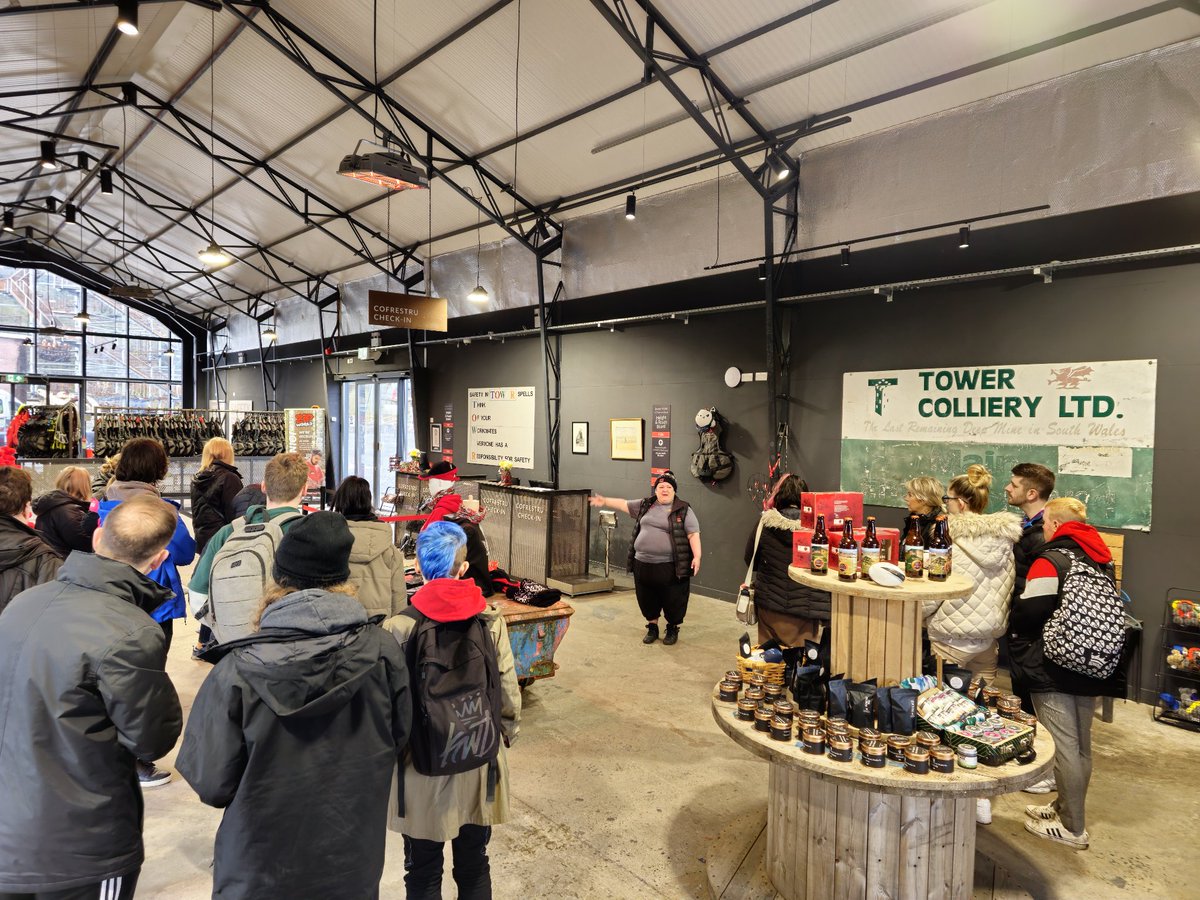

{"left": 923, "top": 510, "right": 1022, "bottom": 643}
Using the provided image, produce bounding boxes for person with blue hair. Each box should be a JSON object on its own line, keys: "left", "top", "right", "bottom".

{"left": 385, "top": 520, "right": 521, "bottom": 899}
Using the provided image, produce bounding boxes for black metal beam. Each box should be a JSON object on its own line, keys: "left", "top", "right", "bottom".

{"left": 0, "top": 1, "right": 220, "bottom": 17}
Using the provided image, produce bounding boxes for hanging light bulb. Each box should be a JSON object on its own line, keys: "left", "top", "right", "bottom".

{"left": 199, "top": 241, "right": 232, "bottom": 266}
{"left": 468, "top": 285, "right": 489, "bottom": 304}
{"left": 165, "top": 345, "right": 176, "bottom": 358}
{"left": 262, "top": 325, "right": 277, "bottom": 343}
{"left": 467, "top": 200, "right": 488, "bottom": 305}
{"left": 74, "top": 309, "right": 90, "bottom": 327}
{"left": 116, "top": 0, "right": 139, "bottom": 36}
{"left": 40, "top": 141, "right": 58, "bottom": 171}
{"left": 625, "top": 193, "right": 637, "bottom": 220}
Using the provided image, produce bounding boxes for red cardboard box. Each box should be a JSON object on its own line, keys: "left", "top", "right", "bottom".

{"left": 800, "top": 492, "right": 864, "bottom": 529}
{"left": 791, "top": 526, "right": 900, "bottom": 571}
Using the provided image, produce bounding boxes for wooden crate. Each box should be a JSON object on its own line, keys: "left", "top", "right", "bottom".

{"left": 1097, "top": 530, "right": 1125, "bottom": 590}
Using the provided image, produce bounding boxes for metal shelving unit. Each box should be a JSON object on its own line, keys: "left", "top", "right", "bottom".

{"left": 1153, "top": 587, "right": 1200, "bottom": 732}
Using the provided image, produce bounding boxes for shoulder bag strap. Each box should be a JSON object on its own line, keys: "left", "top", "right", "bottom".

{"left": 744, "top": 519, "right": 767, "bottom": 586}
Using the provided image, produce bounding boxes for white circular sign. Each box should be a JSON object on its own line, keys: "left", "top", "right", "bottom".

{"left": 724, "top": 366, "right": 742, "bottom": 388}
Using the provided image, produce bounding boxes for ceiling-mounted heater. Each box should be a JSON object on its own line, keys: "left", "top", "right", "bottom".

{"left": 338, "top": 140, "right": 429, "bottom": 191}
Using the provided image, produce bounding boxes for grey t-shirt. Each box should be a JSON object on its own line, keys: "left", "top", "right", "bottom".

{"left": 626, "top": 500, "right": 700, "bottom": 564}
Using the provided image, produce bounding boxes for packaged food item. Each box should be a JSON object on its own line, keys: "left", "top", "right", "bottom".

{"left": 860, "top": 741, "right": 886, "bottom": 768}
{"left": 769, "top": 716, "right": 793, "bottom": 742}
{"left": 904, "top": 746, "right": 930, "bottom": 774}
{"left": 718, "top": 680, "right": 741, "bottom": 702}
{"left": 890, "top": 688, "right": 919, "bottom": 735}
{"left": 754, "top": 705, "right": 774, "bottom": 732}
{"left": 802, "top": 728, "right": 826, "bottom": 754}
{"left": 887, "top": 734, "right": 912, "bottom": 763}
{"left": 875, "top": 686, "right": 895, "bottom": 733}
{"left": 736, "top": 698, "right": 758, "bottom": 722}
{"left": 847, "top": 679, "right": 878, "bottom": 729}
{"left": 930, "top": 746, "right": 956, "bottom": 773}
{"left": 827, "top": 679, "right": 850, "bottom": 719}
{"left": 956, "top": 745, "right": 978, "bottom": 769}
{"left": 827, "top": 735, "right": 854, "bottom": 762}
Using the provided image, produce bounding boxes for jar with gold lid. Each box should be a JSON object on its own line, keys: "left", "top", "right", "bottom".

{"left": 772, "top": 700, "right": 795, "bottom": 723}
{"left": 801, "top": 728, "right": 826, "bottom": 755}
{"left": 827, "top": 735, "right": 854, "bottom": 763}
{"left": 903, "top": 746, "right": 930, "bottom": 774}
{"left": 887, "top": 734, "right": 912, "bottom": 763}
{"left": 914, "top": 731, "right": 941, "bottom": 751}
{"left": 930, "top": 746, "right": 955, "bottom": 774}
{"left": 754, "top": 705, "right": 774, "bottom": 732}
{"left": 718, "top": 680, "right": 741, "bottom": 703}
{"left": 735, "top": 698, "right": 758, "bottom": 722}
{"left": 860, "top": 741, "right": 886, "bottom": 768}
{"left": 769, "top": 716, "right": 793, "bottom": 742}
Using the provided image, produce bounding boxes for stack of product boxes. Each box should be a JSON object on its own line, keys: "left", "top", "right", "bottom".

{"left": 791, "top": 491, "right": 901, "bottom": 572}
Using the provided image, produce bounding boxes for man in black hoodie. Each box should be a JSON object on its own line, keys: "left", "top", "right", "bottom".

{"left": 0, "top": 495, "right": 183, "bottom": 900}
{"left": 178, "top": 512, "right": 412, "bottom": 900}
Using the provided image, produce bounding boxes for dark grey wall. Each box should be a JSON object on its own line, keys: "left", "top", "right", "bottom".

{"left": 424, "top": 260, "right": 1200, "bottom": 703}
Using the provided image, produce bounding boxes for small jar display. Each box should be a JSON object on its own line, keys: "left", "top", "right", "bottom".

{"left": 718, "top": 680, "right": 741, "bottom": 703}
{"left": 801, "top": 728, "right": 826, "bottom": 755}
{"left": 887, "top": 735, "right": 912, "bottom": 763}
{"left": 769, "top": 716, "right": 793, "bottom": 742}
{"left": 956, "top": 745, "right": 979, "bottom": 769}
{"left": 903, "top": 746, "right": 930, "bottom": 775}
{"left": 860, "top": 741, "right": 887, "bottom": 768}
{"left": 725, "top": 669, "right": 742, "bottom": 684}
{"left": 930, "top": 746, "right": 956, "bottom": 774}
{"left": 745, "top": 686, "right": 766, "bottom": 705}
{"left": 754, "top": 705, "right": 774, "bottom": 732}
{"left": 772, "top": 700, "right": 795, "bottom": 724}
{"left": 749, "top": 673, "right": 767, "bottom": 689}
{"left": 858, "top": 727, "right": 881, "bottom": 749}
{"left": 827, "top": 735, "right": 854, "bottom": 763}
{"left": 763, "top": 683, "right": 785, "bottom": 705}
{"left": 997, "top": 695, "right": 1022, "bottom": 717}
{"left": 736, "top": 698, "right": 758, "bottom": 722}
{"left": 914, "top": 731, "right": 941, "bottom": 752}
{"left": 982, "top": 687, "right": 1002, "bottom": 708}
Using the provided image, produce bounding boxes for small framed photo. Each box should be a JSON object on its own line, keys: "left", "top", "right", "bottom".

{"left": 609, "top": 417, "right": 644, "bottom": 460}
{"left": 571, "top": 421, "right": 589, "bottom": 455}
{"left": 430, "top": 423, "right": 442, "bottom": 453}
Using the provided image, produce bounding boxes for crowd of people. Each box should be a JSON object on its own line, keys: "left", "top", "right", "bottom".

{"left": 0, "top": 437, "right": 519, "bottom": 899}
{"left": 0, "top": 441, "right": 1124, "bottom": 898}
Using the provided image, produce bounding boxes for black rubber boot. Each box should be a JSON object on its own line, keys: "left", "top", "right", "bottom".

{"left": 663, "top": 624, "right": 680, "bottom": 645}
{"left": 642, "top": 622, "right": 660, "bottom": 644}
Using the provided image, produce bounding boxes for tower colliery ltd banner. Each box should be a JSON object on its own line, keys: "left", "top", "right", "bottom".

{"left": 840, "top": 360, "right": 1157, "bottom": 530}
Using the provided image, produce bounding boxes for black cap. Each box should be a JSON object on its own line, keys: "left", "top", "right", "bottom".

{"left": 654, "top": 470, "right": 678, "bottom": 491}
{"left": 272, "top": 511, "right": 353, "bottom": 588}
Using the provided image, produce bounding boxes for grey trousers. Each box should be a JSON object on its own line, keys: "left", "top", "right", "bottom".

{"left": 1032, "top": 692, "right": 1096, "bottom": 834}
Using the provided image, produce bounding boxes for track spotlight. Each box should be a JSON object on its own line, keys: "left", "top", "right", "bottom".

{"left": 74, "top": 309, "right": 90, "bottom": 327}
{"left": 199, "top": 241, "right": 232, "bottom": 267}
{"left": 99, "top": 168, "right": 114, "bottom": 194}
{"left": 45, "top": 198, "right": 57, "bottom": 213}
{"left": 40, "top": 140, "right": 58, "bottom": 171}
{"left": 2, "top": 210, "right": 12, "bottom": 232}
{"left": 64, "top": 203, "right": 77, "bottom": 224}
{"left": 758, "top": 263, "right": 766, "bottom": 281}
{"left": 116, "top": 0, "right": 139, "bottom": 37}
{"left": 625, "top": 193, "right": 636, "bottom": 220}
{"left": 958, "top": 225, "right": 970, "bottom": 249}
{"left": 840, "top": 246, "right": 850, "bottom": 267}
{"left": 24, "top": 227, "right": 33, "bottom": 240}
{"left": 468, "top": 285, "right": 489, "bottom": 304}
{"left": 773, "top": 154, "right": 791, "bottom": 181}
{"left": 76, "top": 153, "right": 89, "bottom": 171}
{"left": 535, "top": 219, "right": 551, "bottom": 241}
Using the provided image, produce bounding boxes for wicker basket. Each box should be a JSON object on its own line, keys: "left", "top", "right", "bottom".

{"left": 737, "top": 648, "right": 787, "bottom": 685}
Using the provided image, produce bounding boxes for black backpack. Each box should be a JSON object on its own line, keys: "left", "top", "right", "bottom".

{"left": 401, "top": 606, "right": 503, "bottom": 778}
{"left": 1042, "top": 548, "right": 1126, "bottom": 679}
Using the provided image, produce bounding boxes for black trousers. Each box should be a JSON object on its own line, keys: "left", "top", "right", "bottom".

{"left": 633, "top": 560, "right": 691, "bottom": 625}
{"left": 404, "top": 825, "right": 491, "bottom": 900}
{"left": 0, "top": 870, "right": 139, "bottom": 900}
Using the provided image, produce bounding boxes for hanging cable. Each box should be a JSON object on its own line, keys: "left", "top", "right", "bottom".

{"left": 512, "top": 0, "right": 522, "bottom": 223}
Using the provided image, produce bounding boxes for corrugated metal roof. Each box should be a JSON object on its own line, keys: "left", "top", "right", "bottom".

{"left": 1, "top": 0, "right": 1196, "bottom": 317}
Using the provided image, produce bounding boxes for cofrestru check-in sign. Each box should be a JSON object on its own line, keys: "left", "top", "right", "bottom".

{"left": 367, "top": 291, "right": 448, "bottom": 331}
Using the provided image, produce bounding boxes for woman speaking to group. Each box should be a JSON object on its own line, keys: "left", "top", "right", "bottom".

{"left": 589, "top": 471, "right": 701, "bottom": 646}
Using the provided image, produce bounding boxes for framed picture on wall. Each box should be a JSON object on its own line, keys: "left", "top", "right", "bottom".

{"left": 571, "top": 421, "right": 589, "bottom": 455}
{"left": 430, "top": 423, "right": 442, "bottom": 453}
{"left": 610, "top": 418, "right": 644, "bottom": 460}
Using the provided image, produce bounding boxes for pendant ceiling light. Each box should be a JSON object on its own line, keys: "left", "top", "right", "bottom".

{"left": 958, "top": 225, "right": 971, "bottom": 249}
{"left": 165, "top": 345, "right": 175, "bottom": 358}
{"left": 262, "top": 324, "right": 278, "bottom": 343}
{"left": 468, "top": 202, "right": 488, "bottom": 304}
{"left": 2, "top": 210, "right": 13, "bottom": 232}
{"left": 73, "top": 309, "right": 90, "bottom": 327}
{"left": 39, "top": 140, "right": 58, "bottom": 171}
{"left": 116, "top": 0, "right": 139, "bottom": 36}
{"left": 99, "top": 168, "right": 114, "bottom": 194}
{"left": 198, "top": 11, "right": 231, "bottom": 269}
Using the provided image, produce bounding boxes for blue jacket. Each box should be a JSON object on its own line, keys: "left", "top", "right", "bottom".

{"left": 98, "top": 482, "right": 196, "bottom": 622}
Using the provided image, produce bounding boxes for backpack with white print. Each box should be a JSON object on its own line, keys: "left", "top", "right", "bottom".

{"left": 1042, "top": 548, "right": 1125, "bottom": 679}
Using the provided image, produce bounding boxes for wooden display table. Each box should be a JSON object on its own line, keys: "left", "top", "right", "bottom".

{"left": 712, "top": 689, "right": 1054, "bottom": 900}
{"left": 788, "top": 566, "right": 974, "bottom": 684}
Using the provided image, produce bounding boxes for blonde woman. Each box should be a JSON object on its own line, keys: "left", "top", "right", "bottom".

{"left": 902, "top": 474, "right": 946, "bottom": 545}
{"left": 33, "top": 465, "right": 98, "bottom": 556}
{"left": 190, "top": 438, "right": 243, "bottom": 554}
{"left": 90, "top": 453, "right": 119, "bottom": 501}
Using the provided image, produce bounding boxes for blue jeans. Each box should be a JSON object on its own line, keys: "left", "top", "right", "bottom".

{"left": 403, "top": 825, "right": 492, "bottom": 900}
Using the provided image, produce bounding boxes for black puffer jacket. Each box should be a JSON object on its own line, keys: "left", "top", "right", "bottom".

{"left": 1011, "top": 512, "right": 1045, "bottom": 602}
{"left": 0, "top": 553, "right": 181, "bottom": 894}
{"left": 745, "top": 506, "right": 831, "bottom": 620}
{"left": 230, "top": 482, "right": 266, "bottom": 521}
{"left": 0, "top": 516, "right": 62, "bottom": 617}
{"left": 32, "top": 490, "right": 98, "bottom": 557}
{"left": 177, "top": 589, "right": 412, "bottom": 900}
{"left": 189, "top": 461, "right": 244, "bottom": 554}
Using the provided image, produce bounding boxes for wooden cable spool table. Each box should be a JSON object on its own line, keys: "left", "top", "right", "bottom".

{"left": 787, "top": 566, "right": 975, "bottom": 684}
{"left": 712, "top": 690, "right": 1054, "bottom": 900}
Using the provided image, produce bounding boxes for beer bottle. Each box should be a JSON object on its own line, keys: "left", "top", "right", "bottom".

{"left": 927, "top": 515, "right": 953, "bottom": 581}
{"left": 837, "top": 517, "right": 859, "bottom": 582}
{"left": 903, "top": 514, "right": 925, "bottom": 579}
{"left": 810, "top": 514, "right": 830, "bottom": 575}
{"left": 860, "top": 516, "right": 881, "bottom": 579}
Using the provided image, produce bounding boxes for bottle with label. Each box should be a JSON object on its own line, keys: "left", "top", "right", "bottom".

{"left": 809, "top": 514, "right": 830, "bottom": 575}
{"left": 860, "top": 516, "right": 881, "bottom": 578}
{"left": 927, "top": 515, "right": 953, "bottom": 581}
{"left": 903, "top": 514, "right": 925, "bottom": 579}
{"left": 837, "top": 518, "right": 859, "bottom": 582}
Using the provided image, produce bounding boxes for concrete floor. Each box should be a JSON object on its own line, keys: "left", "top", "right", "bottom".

{"left": 137, "top": 577, "right": 1195, "bottom": 899}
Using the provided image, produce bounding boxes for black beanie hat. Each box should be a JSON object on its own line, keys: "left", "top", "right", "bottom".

{"left": 272, "top": 511, "right": 353, "bottom": 588}
{"left": 654, "top": 470, "right": 678, "bottom": 491}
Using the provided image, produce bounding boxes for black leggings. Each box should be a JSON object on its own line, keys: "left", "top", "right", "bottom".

{"left": 633, "top": 560, "right": 691, "bottom": 625}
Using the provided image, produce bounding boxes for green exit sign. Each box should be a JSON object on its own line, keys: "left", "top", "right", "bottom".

{"left": 3, "top": 374, "right": 27, "bottom": 383}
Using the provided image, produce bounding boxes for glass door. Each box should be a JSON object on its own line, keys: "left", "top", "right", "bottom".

{"left": 341, "top": 378, "right": 415, "bottom": 506}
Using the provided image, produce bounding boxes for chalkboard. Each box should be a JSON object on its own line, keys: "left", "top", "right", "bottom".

{"left": 840, "top": 439, "right": 1153, "bottom": 530}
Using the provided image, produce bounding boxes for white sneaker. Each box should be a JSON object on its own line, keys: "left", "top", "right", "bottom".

{"left": 975, "top": 798, "right": 992, "bottom": 825}
{"left": 1024, "top": 814, "right": 1088, "bottom": 849}
{"left": 1025, "top": 802, "right": 1057, "bottom": 821}
{"left": 1022, "top": 775, "right": 1056, "bottom": 794}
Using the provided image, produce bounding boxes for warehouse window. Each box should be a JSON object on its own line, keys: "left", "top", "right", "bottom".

{"left": 0, "top": 266, "right": 184, "bottom": 454}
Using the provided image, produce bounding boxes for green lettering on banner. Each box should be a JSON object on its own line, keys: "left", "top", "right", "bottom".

{"left": 979, "top": 370, "right": 996, "bottom": 390}
{"left": 936, "top": 371, "right": 953, "bottom": 390}
{"left": 955, "top": 370, "right": 980, "bottom": 390}
{"left": 919, "top": 371, "right": 934, "bottom": 390}
{"left": 1025, "top": 396, "right": 1042, "bottom": 416}
{"left": 997, "top": 369, "right": 1016, "bottom": 389}
{"left": 918, "top": 398, "right": 933, "bottom": 417}
{"left": 1004, "top": 397, "right": 1020, "bottom": 417}
{"left": 986, "top": 396, "right": 1002, "bottom": 417}
{"left": 1094, "top": 396, "right": 1114, "bottom": 417}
